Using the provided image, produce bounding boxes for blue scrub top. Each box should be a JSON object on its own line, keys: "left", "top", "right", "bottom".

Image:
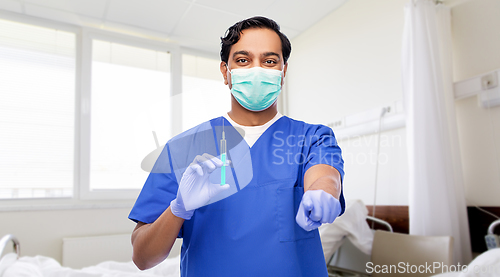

{"left": 129, "top": 116, "right": 345, "bottom": 277}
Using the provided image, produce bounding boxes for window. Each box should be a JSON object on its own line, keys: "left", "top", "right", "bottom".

{"left": 0, "top": 19, "right": 75, "bottom": 199}
{"left": 0, "top": 20, "right": 178, "bottom": 204}
{"left": 89, "top": 39, "right": 171, "bottom": 191}
{"left": 182, "top": 54, "right": 229, "bottom": 131}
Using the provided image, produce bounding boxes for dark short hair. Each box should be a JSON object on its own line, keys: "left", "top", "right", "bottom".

{"left": 220, "top": 16, "right": 292, "bottom": 64}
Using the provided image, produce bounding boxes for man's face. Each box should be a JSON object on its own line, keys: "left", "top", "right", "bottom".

{"left": 220, "top": 27, "right": 288, "bottom": 88}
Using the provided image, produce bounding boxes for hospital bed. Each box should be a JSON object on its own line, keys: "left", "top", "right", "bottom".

{"left": 323, "top": 199, "right": 456, "bottom": 277}
{"left": 322, "top": 200, "right": 406, "bottom": 277}
{"left": 326, "top": 216, "right": 393, "bottom": 277}
{"left": 324, "top": 205, "right": 500, "bottom": 277}
{"left": 0, "top": 234, "right": 181, "bottom": 277}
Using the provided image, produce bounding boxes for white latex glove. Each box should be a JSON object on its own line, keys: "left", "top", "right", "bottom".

{"left": 170, "top": 153, "right": 230, "bottom": 220}
{"left": 296, "top": 189, "right": 342, "bottom": 231}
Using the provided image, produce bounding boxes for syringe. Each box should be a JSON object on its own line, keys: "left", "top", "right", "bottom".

{"left": 220, "top": 130, "right": 227, "bottom": 186}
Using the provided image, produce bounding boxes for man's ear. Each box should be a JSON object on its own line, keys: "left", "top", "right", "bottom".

{"left": 220, "top": 62, "right": 228, "bottom": 85}
{"left": 281, "top": 62, "right": 288, "bottom": 86}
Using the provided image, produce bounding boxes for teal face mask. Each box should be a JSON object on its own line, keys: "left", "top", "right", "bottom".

{"left": 229, "top": 67, "right": 282, "bottom": 112}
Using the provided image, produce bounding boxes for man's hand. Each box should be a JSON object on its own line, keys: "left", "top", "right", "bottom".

{"left": 295, "top": 189, "right": 341, "bottom": 231}
{"left": 170, "top": 153, "right": 230, "bottom": 220}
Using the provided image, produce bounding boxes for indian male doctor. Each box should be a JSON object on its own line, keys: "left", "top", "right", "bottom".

{"left": 129, "top": 16, "right": 345, "bottom": 277}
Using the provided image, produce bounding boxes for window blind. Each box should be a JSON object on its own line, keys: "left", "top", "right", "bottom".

{"left": 90, "top": 40, "right": 171, "bottom": 190}
{"left": 0, "top": 19, "right": 76, "bottom": 199}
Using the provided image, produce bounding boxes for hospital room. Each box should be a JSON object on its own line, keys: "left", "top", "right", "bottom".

{"left": 0, "top": 0, "right": 499, "bottom": 276}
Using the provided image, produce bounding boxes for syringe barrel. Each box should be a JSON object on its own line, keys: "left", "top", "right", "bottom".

{"left": 220, "top": 133, "right": 227, "bottom": 186}
{"left": 220, "top": 138, "right": 226, "bottom": 154}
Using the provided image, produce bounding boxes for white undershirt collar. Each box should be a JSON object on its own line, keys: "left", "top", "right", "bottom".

{"left": 223, "top": 112, "right": 283, "bottom": 147}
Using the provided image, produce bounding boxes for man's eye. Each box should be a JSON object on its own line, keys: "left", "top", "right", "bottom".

{"left": 236, "top": 59, "right": 248, "bottom": 63}
{"left": 264, "top": 60, "right": 276, "bottom": 64}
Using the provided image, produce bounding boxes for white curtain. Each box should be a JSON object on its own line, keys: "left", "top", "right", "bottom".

{"left": 402, "top": 0, "right": 472, "bottom": 265}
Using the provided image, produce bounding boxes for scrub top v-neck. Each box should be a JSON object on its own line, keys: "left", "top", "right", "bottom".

{"left": 129, "top": 115, "right": 345, "bottom": 277}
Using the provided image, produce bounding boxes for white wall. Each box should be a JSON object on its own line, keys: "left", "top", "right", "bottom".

{"left": 286, "top": 0, "right": 407, "bottom": 123}
{"left": 0, "top": 208, "right": 135, "bottom": 263}
{"left": 286, "top": 0, "right": 500, "bottom": 206}
{"left": 452, "top": 0, "right": 500, "bottom": 206}
{"left": 286, "top": 0, "right": 409, "bottom": 205}
{"left": 340, "top": 128, "right": 409, "bottom": 206}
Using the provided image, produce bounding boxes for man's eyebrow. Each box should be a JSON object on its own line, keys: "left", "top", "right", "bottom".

{"left": 261, "top": 52, "right": 281, "bottom": 61}
{"left": 232, "top": 50, "right": 251, "bottom": 58}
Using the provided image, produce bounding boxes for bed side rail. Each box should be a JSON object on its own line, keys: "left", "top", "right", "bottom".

{"left": 488, "top": 219, "right": 500, "bottom": 235}
{"left": 485, "top": 219, "right": 500, "bottom": 249}
{"left": 0, "top": 234, "right": 20, "bottom": 259}
{"left": 367, "top": 215, "right": 393, "bottom": 232}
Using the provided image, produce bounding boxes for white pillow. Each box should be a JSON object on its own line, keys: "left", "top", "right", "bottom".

{"left": 459, "top": 248, "right": 500, "bottom": 277}
{"left": 0, "top": 253, "right": 18, "bottom": 276}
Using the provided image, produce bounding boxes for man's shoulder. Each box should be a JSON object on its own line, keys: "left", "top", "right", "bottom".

{"left": 282, "top": 116, "right": 332, "bottom": 133}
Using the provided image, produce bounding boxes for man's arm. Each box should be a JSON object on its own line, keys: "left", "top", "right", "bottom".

{"left": 131, "top": 206, "right": 184, "bottom": 270}
{"left": 295, "top": 164, "right": 342, "bottom": 231}
{"left": 131, "top": 153, "right": 229, "bottom": 270}
{"left": 304, "top": 164, "right": 341, "bottom": 198}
